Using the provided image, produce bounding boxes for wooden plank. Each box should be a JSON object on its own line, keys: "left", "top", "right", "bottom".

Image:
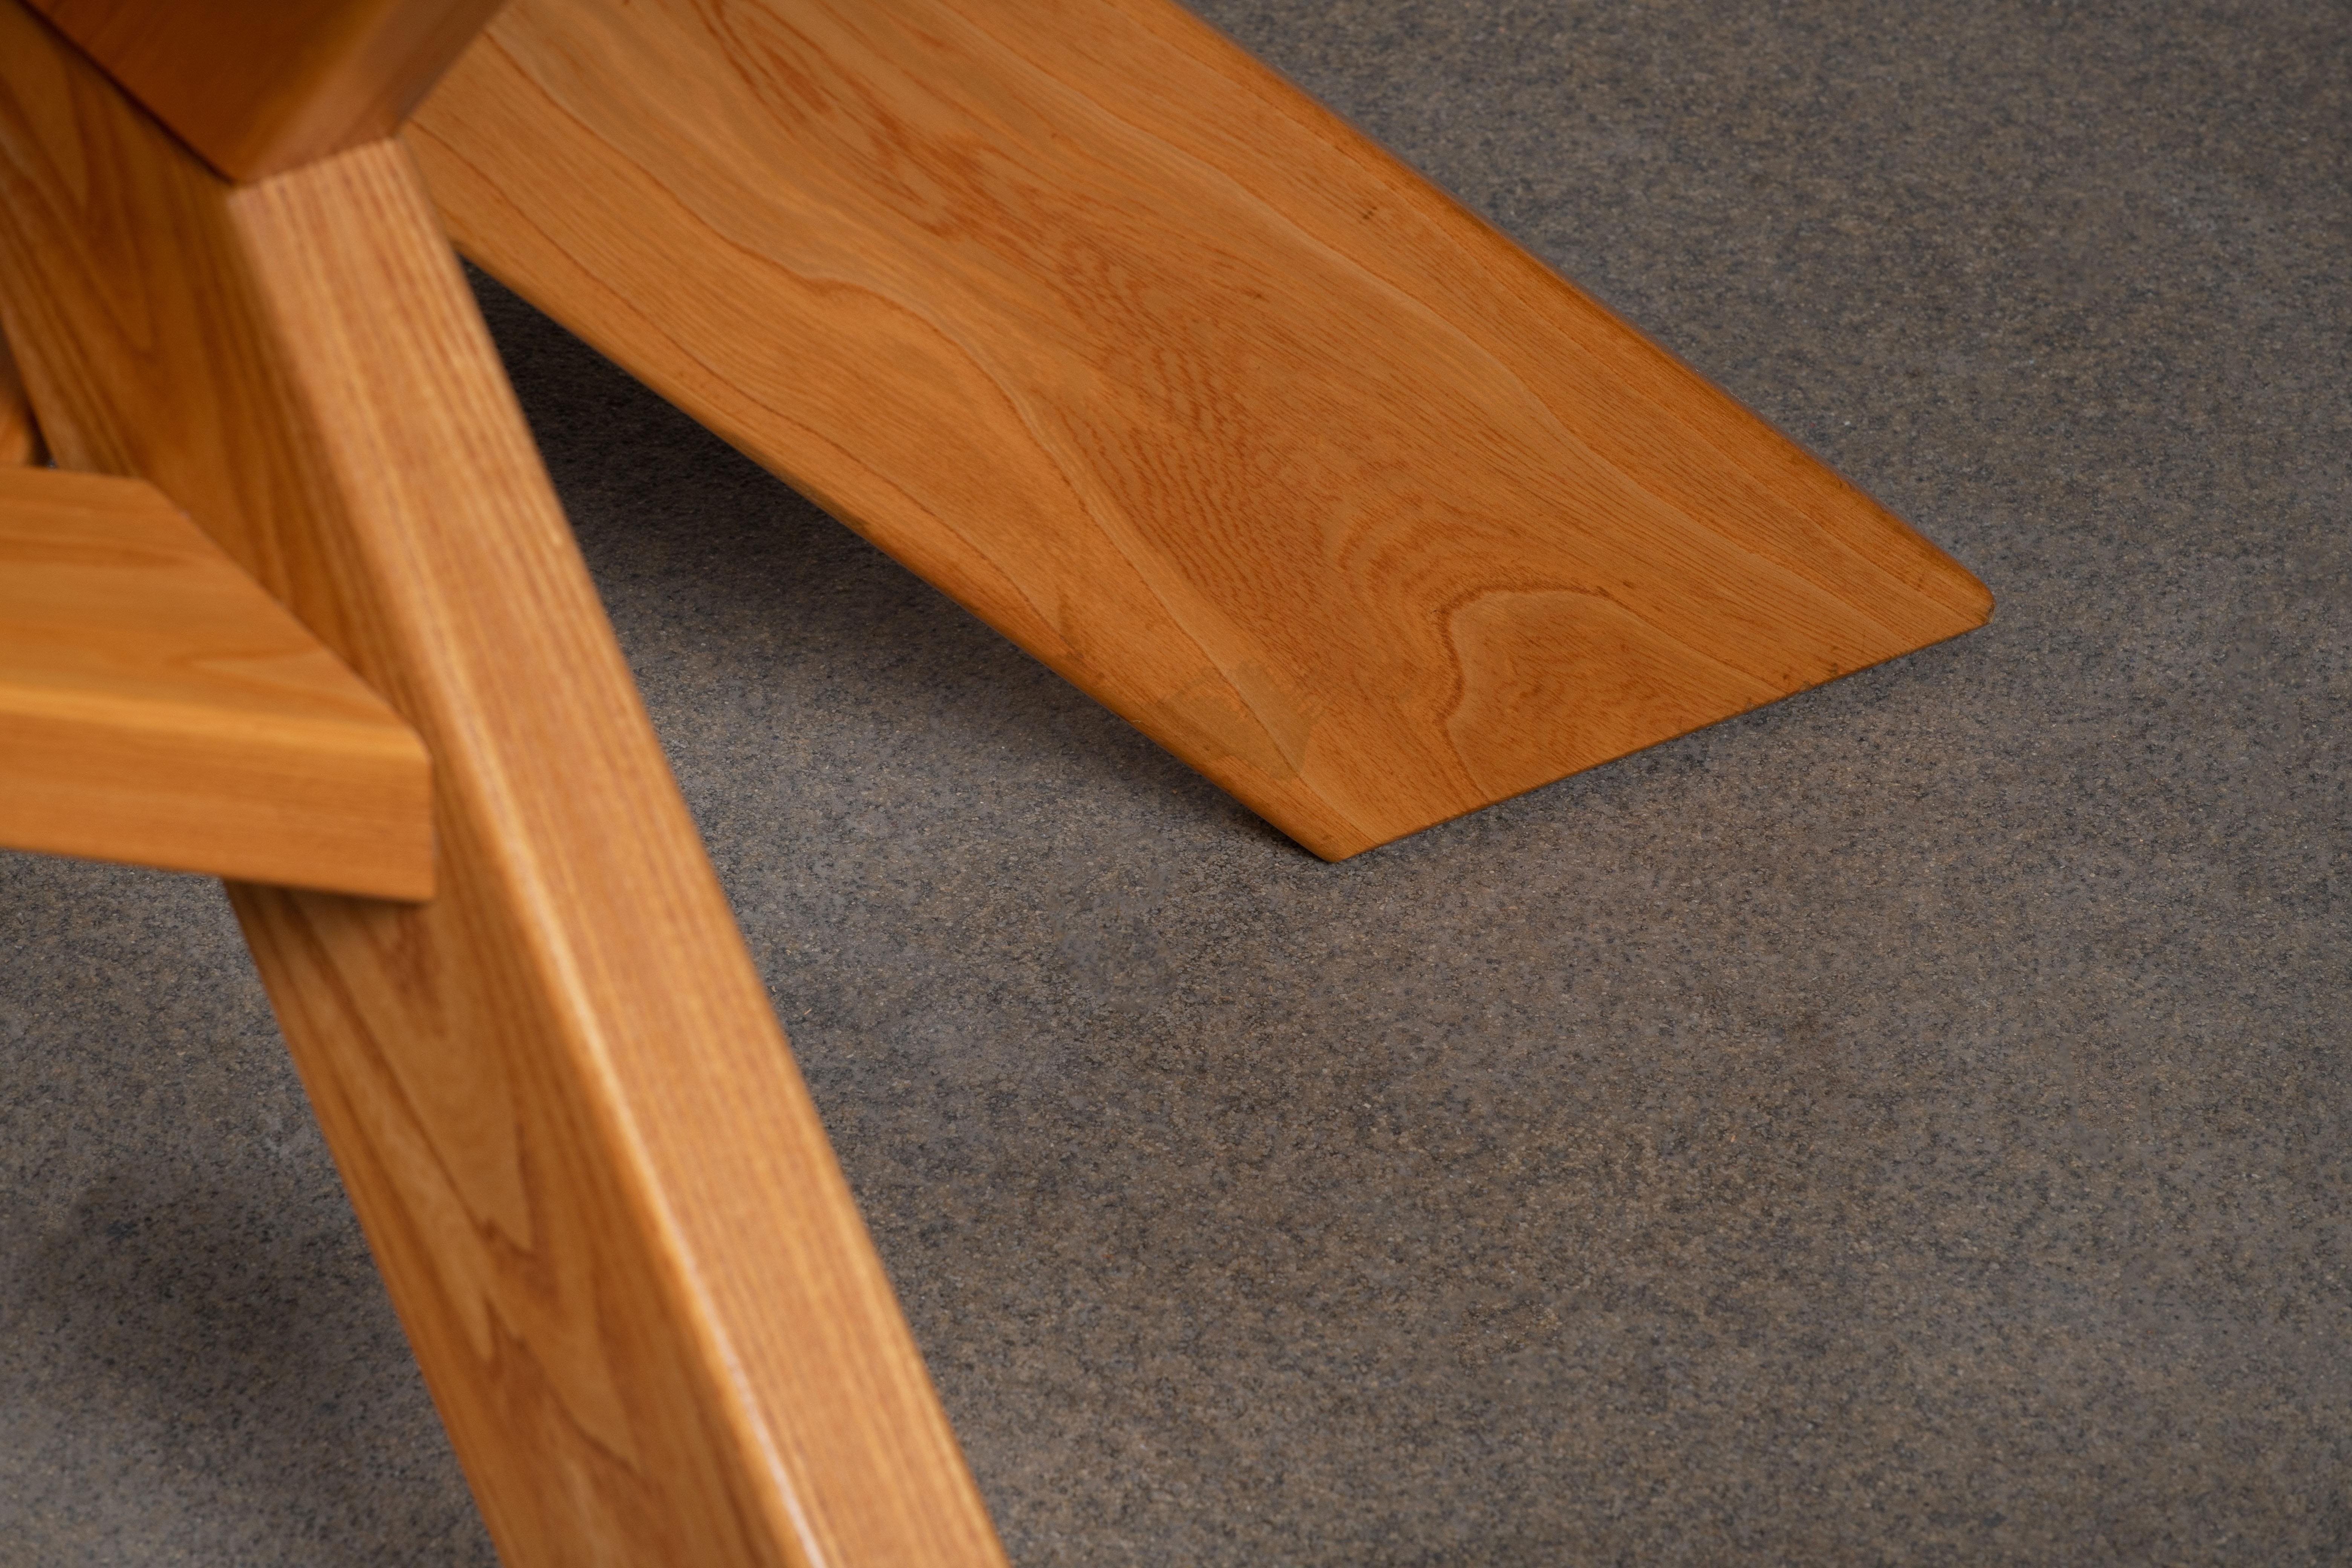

{"left": 0, "top": 8, "right": 1008, "bottom": 1566}
{"left": 407, "top": 0, "right": 1994, "bottom": 861}
{"left": 26, "top": 0, "right": 504, "bottom": 179}
{"left": 0, "top": 466, "right": 432, "bottom": 897}
{"left": 0, "top": 326, "right": 37, "bottom": 464}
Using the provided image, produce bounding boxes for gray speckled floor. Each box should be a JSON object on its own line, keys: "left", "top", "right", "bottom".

{"left": 4, "top": 0, "right": 2347, "bottom": 1562}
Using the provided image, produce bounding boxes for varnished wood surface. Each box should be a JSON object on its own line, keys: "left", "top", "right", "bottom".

{"left": 409, "top": 0, "right": 1993, "bottom": 861}
{"left": 26, "top": 0, "right": 504, "bottom": 179}
{"left": 0, "top": 6, "right": 1007, "bottom": 1565}
{"left": 0, "top": 466, "right": 431, "bottom": 897}
{"left": 0, "top": 328, "right": 37, "bottom": 464}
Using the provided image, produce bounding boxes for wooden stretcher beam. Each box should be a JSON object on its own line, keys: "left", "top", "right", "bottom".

{"left": 0, "top": 467, "right": 432, "bottom": 897}
{"left": 408, "top": 0, "right": 1993, "bottom": 861}
{"left": 24, "top": 0, "right": 504, "bottom": 179}
{"left": 0, "top": 6, "right": 1006, "bottom": 1564}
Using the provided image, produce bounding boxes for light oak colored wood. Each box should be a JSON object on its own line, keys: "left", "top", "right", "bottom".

{"left": 0, "top": 466, "right": 432, "bottom": 897}
{"left": 409, "top": 0, "right": 1994, "bottom": 861}
{"left": 0, "top": 7, "right": 1006, "bottom": 1564}
{"left": 0, "top": 328, "right": 37, "bottom": 464}
{"left": 26, "top": 0, "right": 504, "bottom": 179}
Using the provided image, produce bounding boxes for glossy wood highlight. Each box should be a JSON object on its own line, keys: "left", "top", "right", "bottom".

{"left": 0, "top": 466, "right": 431, "bottom": 896}
{"left": 0, "top": 7, "right": 1006, "bottom": 1563}
{"left": 409, "top": 0, "right": 1993, "bottom": 861}
{"left": 27, "top": 0, "right": 504, "bottom": 179}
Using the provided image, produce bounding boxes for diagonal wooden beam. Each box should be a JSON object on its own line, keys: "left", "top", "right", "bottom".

{"left": 24, "top": 0, "right": 506, "bottom": 179}
{"left": 0, "top": 6, "right": 1006, "bottom": 1564}
{"left": 0, "top": 466, "right": 431, "bottom": 897}
{"left": 407, "top": 0, "right": 1994, "bottom": 861}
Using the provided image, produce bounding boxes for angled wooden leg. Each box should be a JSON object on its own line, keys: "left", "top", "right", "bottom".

{"left": 409, "top": 0, "right": 1993, "bottom": 861}
{"left": 0, "top": 8, "right": 1005, "bottom": 1565}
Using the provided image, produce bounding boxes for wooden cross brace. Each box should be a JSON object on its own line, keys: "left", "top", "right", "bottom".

{"left": 0, "top": 1, "right": 1990, "bottom": 1561}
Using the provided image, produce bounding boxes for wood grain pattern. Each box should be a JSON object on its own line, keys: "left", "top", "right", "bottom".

{"left": 0, "top": 6, "right": 1006, "bottom": 1564}
{"left": 26, "top": 0, "right": 504, "bottom": 179}
{"left": 0, "top": 327, "right": 37, "bottom": 464}
{"left": 0, "top": 467, "right": 431, "bottom": 896}
{"left": 408, "top": 0, "right": 1994, "bottom": 861}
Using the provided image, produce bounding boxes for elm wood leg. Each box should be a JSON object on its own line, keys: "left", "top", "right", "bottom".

{"left": 410, "top": 0, "right": 1993, "bottom": 861}
{"left": 0, "top": 8, "right": 1006, "bottom": 1565}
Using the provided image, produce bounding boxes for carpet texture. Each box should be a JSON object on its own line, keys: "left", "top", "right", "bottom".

{"left": 3, "top": 0, "right": 2346, "bottom": 1561}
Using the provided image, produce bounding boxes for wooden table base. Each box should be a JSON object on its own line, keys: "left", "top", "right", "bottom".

{"left": 0, "top": 8, "right": 1003, "bottom": 1562}
{"left": 0, "top": 0, "right": 1990, "bottom": 1560}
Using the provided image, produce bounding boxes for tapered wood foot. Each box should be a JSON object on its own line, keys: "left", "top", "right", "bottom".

{"left": 0, "top": 6, "right": 1006, "bottom": 1564}
{"left": 410, "top": 0, "right": 1993, "bottom": 861}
